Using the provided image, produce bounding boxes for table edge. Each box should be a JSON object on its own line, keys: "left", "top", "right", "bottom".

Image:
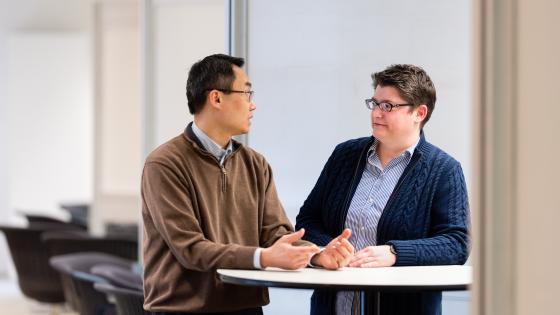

{"left": 218, "top": 272, "right": 470, "bottom": 292}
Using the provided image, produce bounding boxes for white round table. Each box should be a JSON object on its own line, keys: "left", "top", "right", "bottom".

{"left": 218, "top": 265, "right": 471, "bottom": 314}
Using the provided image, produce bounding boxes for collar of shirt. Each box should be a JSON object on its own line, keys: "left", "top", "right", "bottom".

{"left": 191, "top": 121, "right": 233, "bottom": 165}
{"left": 368, "top": 136, "right": 420, "bottom": 169}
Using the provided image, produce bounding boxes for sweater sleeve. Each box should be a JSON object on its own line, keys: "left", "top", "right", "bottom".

{"left": 142, "top": 162, "right": 256, "bottom": 271}
{"left": 388, "top": 161, "right": 471, "bottom": 266}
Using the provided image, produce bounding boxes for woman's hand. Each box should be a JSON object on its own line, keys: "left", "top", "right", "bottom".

{"left": 348, "top": 245, "right": 396, "bottom": 268}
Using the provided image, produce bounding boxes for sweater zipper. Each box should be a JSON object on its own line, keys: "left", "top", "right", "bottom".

{"left": 221, "top": 165, "right": 227, "bottom": 193}
{"left": 187, "top": 132, "right": 241, "bottom": 194}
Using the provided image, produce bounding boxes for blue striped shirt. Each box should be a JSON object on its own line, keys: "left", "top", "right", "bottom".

{"left": 336, "top": 137, "right": 419, "bottom": 315}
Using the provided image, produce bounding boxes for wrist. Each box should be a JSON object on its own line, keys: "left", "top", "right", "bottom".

{"left": 389, "top": 244, "right": 397, "bottom": 265}
{"left": 389, "top": 245, "right": 397, "bottom": 256}
{"left": 309, "top": 247, "right": 325, "bottom": 267}
{"left": 310, "top": 253, "right": 321, "bottom": 266}
{"left": 260, "top": 248, "right": 270, "bottom": 268}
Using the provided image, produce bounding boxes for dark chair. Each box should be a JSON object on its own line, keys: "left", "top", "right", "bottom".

{"left": 91, "top": 264, "right": 142, "bottom": 292}
{"left": 0, "top": 223, "right": 82, "bottom": 304}
{"left": 59, "top": 202, "right": 89, "bottom": 228}
{"left": 50, "top": 252, "right": 134, "bottom": 315}
{"left": 24, "top": 213, "right": 88, "bottom": 230}
{"left": 42, "top": 230, "right": 138, "bottom": 312}
{"left": 92, "top": 264, "right": 147, "bottom": 315}
{"left": 17, "top": 209, "right": 88, "bottom": 230}
{"left": 105, "top": 222, "right": 138, "bottom": 240}
{"left": 42, "top": 229, "right": 138, "bottom": 260}
{"left": 94, "top": 282, "right": 147, "bottom": 315}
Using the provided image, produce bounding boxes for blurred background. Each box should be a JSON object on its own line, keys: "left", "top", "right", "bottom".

{"left": 0, "top": 0, "right": 558, "bottom": 315}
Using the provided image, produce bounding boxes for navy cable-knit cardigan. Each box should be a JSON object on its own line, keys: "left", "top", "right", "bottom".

{"left": 295, "top": 133, "right": 470, "bottom": 315}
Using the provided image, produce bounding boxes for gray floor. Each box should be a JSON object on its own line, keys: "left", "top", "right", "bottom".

{"left": 0, "top": 277, "right": 77, "bottom": 315}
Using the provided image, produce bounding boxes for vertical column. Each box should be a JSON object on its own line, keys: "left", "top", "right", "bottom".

{"left": 92, "top": 0, "right": 142, "bottom": 235}
{"left": 229, "top": 0, "right": 249, "bottom": 145}
{"left": 476, "top": 0, "right": 519, "bottom": 312}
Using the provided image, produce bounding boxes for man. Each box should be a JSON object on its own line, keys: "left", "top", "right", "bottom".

{"left": 296, "top": 64, "right": 470, "bottom": 315}
{"left": 141, "top": 54, "right": 353, "bottom": 315}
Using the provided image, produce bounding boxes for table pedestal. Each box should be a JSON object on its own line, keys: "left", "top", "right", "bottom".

{"left": 361, "top": 291, "right": 380, "bottom": 315}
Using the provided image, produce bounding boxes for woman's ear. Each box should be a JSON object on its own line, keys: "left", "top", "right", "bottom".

{"left": 416, "top": 104, "right": 428, "bottom": 123}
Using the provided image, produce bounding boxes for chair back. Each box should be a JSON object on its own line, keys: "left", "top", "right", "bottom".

{"left": 59, "top": 203, "right": 89, "bottom": 227}
{"left": 25, "top": 214, "right": 87, "bottom": 230}
{"left": 0, "top": 223, "right": 82, "bottom": 303}
{"left": 42, "top": 230, "right": 138, "bottom": 260}
{"left": 91, "top": 263, "right": 142, "bottom": 291}
{"left": 49, "top": 252, "right": 134, "bottom": 315}
{"left": 94, "top": 282, "right": 147, "bottom": 315}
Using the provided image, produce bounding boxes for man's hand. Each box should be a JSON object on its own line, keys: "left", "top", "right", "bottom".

{"left": 310, "top": 228, "right": 354, "bottom": 270}
{"left": 348, "top": 245, "right": 396, "bottom": 268}
{"left": 261, "top": 229, "right": 321, "bottom": 270}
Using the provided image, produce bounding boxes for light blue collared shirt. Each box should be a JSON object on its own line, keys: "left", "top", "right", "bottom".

{"left": 336, "top": 136, "right": 419, "bottom": 315}
{"left": 191, "top": 121, "right": 263, "bottom": 269}
{"left": 191, "top": 121, "right": 233, "bottom": 165}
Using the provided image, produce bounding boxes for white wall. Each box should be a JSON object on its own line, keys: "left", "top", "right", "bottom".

{"left": 246, "top": 1, "right": 471, "bottom": 314}
{"left": 0, "top": 0, "right": 93, "bottom": 277}
{"left": 6, "top": 33, "right": 93, "bottom": 214}
{"left": 92, "top": 0, "right": 142, "bottom": 234}
{"left": 144, "top": 0, "right": 227, "bottom": 152}
{"left": 0, "top": 3, "right": 11, "bottom": 277}
{"left": 248, "top": 0, "right": 471, "bottom": 218}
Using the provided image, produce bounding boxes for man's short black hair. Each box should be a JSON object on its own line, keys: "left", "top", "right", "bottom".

{"left": 372, "top": 64, "right": 436, "bottom": 128}
{"left": 186, "top": 54, "right": 245, "bottom": 114}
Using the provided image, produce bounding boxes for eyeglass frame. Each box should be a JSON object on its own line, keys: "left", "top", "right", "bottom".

{"left": 365, "top": 98, "right": 414, "bottom": 112}
{"left": 209, "top": 89, "right": 255, "bottom": 102}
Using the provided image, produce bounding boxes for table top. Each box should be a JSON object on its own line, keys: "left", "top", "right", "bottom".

{"left": 218, "top": 265, "right": 472, "bottom": 291}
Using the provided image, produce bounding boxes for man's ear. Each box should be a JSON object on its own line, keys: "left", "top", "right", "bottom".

{"left": 415, "top": 104, "right": 428, "bottom": 123}
{"left": 207, "top": 90, "right": 222, "bottom": 109}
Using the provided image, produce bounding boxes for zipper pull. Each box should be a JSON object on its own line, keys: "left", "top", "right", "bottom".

{"left": 221, "top": 166, "right": 227, "bottom": 192}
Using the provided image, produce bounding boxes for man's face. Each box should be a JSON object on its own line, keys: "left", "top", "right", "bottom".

{"left": 219, "top": 66, "right": 256, "bottom": 135}
{"left": 370, "top": 85, "right": 421, "bottom": 143}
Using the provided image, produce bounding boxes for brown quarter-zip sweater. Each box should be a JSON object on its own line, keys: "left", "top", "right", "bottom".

{"left": 142, "top": 125, "right": 295, "bottom": 313}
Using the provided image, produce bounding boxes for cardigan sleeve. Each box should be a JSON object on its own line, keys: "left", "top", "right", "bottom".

{"left": 387, "top": 161, "right": 471, "bottom": 266}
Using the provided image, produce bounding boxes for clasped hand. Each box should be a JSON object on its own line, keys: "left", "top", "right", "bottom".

{"left": 348, "top": 245, "right": 396, "bottom": 268}
{"left": 261, "top": 229, "right": 395, "bottom": 270}
{"left": 261, "top": 228, "right": 356, "bottom": 270}
{"left": 260, "top": 228, "right": 321, "bottom": 270}
{"left": 312, "top": 234, "right": 397, "bottom": 269}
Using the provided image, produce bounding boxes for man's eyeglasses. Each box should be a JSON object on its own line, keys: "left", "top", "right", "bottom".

{"left": 365, "top": 98, "right": 413, "bottom": 112}
{"left": 215, "top": 89, "right": 255, "bottom": 102}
